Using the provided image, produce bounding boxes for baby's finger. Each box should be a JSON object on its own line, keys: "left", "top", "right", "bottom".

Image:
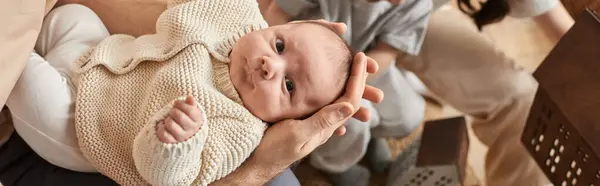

{"left": 184, "top": 95, "right": 195, "bottom": 106}
{"left": 169, "top": 107, "right": 194, "bottom": 129}
{"left": 170, "top": 107, "right": 199, "bottom": 132}
{"left": 157, "top": 123, "right": 177, "bottom": 143}
{"left": 164, "top": 117, "right": 186, "bottom": 141}
{"left": 174, "top": 100, "right": 202, "bottom": 123}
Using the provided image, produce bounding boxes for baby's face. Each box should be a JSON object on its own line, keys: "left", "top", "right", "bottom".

{"left": 229, "top": 23, "right": 348, "bottom": 123}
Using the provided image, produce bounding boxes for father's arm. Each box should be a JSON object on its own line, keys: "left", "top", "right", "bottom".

{"left": 209, "top": 156, "right": 282, "bottom": 186}
{"left": 0, "top": 0, "right": 56, "bottom": 107}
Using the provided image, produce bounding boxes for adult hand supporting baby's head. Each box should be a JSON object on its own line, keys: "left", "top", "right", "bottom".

{"left": 289, "top": 19, "right": 347, "bottom": 36}
{"left": 251, "top": 52, "right": 383, "bottom": 173}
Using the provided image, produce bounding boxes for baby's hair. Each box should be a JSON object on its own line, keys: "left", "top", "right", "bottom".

{"left": 289, "top": 21, "right": 356, "bottom": 120}
{"left": 293, "top": 21, "right": 355, "bottom": 94}
{"left": 457, "top": 0, "right": 510, "bottom": 30}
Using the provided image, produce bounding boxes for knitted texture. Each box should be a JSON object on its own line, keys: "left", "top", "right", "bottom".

{"left": 72, "top": 0, "right": 268, "bottom": 185}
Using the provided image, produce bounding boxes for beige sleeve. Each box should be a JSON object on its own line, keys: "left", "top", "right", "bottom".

{"left": 132, "top": 99, "right": 209, "bottom": 186}
{"left": 0, "top": 0, "right": 55, "bottom": 107}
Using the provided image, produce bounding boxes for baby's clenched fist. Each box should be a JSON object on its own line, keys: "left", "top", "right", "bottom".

{"left": 157, "top": 96, "right": 204, "bottom": 144}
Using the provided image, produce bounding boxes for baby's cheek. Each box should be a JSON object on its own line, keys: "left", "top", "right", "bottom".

{"left": 245, "top": 95, "right": 279, "bottom": 121}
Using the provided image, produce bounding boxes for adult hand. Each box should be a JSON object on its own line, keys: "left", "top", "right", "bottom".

{"left": 290, "top": 19, "right": 380, "bottom": 124}
{"left": 251, "top": 52, "right": 383, "bottom": 174}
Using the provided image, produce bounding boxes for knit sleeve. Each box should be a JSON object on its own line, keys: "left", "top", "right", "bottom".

{"left": 132, "top": 101, "right": 209, "bottom": 186}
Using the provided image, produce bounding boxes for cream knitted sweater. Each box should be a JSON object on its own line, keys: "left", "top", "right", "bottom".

{"left": 72, "top": 0, "right": 268, "bottom": 185}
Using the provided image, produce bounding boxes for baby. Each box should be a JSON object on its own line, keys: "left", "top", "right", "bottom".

{"left": 6, "top": 0, "right": 353, "bottom": 186}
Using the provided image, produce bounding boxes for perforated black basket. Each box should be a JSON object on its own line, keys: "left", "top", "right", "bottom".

{"left": 523, "top": 89, "right": 600, "bottom": 186}
{"left": 388, "top": 117, "right": 469, "bottom": 186}
{"left": 521, "top": 9, "right": 600, "bottom": 186}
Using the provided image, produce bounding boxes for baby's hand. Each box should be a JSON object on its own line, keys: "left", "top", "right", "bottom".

{"left": 157, "top": 96, "right": 204, "bottom": 144}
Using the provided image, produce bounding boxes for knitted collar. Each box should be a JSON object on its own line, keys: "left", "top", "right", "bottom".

{"left": 211, "top": 23, "right": 268, "bottom": 105}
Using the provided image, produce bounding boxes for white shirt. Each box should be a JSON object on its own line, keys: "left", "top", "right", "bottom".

{"left": 508, "top": 0, "right": 560, "bottom": 18}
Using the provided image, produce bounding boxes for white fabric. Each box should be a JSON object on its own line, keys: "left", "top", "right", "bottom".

{"left": 508, "top": 0, "right": 560, "bottom": 18}
{"left": 6, "top": 4, "right": 109, "bottom": 172}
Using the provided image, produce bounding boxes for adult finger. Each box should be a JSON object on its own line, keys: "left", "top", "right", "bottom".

{"left": 334, "top": 126, "right": 346, "bottom": 136}
{"left": 300, "top": 102, "right": 354, "bottom": 140}
{"left": 365, "top": 56, "right": 379, "bottom": 74}
{"left": 290, "top": 19, "right": 347, "bottom": 36}
{"left": 335, "top": 52, "right": 367, "bottom": 111}
{"left": 389, "top": 0, "right": 404, "bottom": 5}
{"left": 351, "top": 107, "right": 371, "bottom": 122}
{"left": 363, "top": 85, "right": 384, "bottom": 104}
{"left": 328, "top": 22, "right": 347, "bottom": 36}
{"left": 312, "top": 19, "right": 347, "bottom": 35}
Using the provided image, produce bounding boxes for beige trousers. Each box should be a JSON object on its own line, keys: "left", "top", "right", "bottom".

{"left": 0, "top": 0, "right": 56, "bottom": 147}
{"left": 7, "top": 4, "right": 109, "bottom": 172}
{"left": 0, "top": 0, "right": 56, "bottom": 107}
{"left": 396, "top": 7, "right": 547, "bottom": 186}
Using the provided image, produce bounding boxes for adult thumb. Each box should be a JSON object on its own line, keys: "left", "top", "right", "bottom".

{"left": 309, "top": 102, "right": 354, "bottom": 130}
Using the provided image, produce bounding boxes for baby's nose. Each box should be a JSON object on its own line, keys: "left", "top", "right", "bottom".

{"left": 261, "top": 56, "right": 284, "bottom": 80}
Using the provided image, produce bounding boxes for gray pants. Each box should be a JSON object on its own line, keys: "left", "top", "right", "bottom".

{"left": 268, "top": 168, "right": 301, "bottom": 186}
{"left": 310, "top": 66, "right": 426, "bottom": 173}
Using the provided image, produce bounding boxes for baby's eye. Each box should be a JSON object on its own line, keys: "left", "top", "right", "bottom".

{"left": 275, "top": 39, "right": 285, "bottom": 54}
{"left": 284, "top": 77, "right": 295, "bottom": 93}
